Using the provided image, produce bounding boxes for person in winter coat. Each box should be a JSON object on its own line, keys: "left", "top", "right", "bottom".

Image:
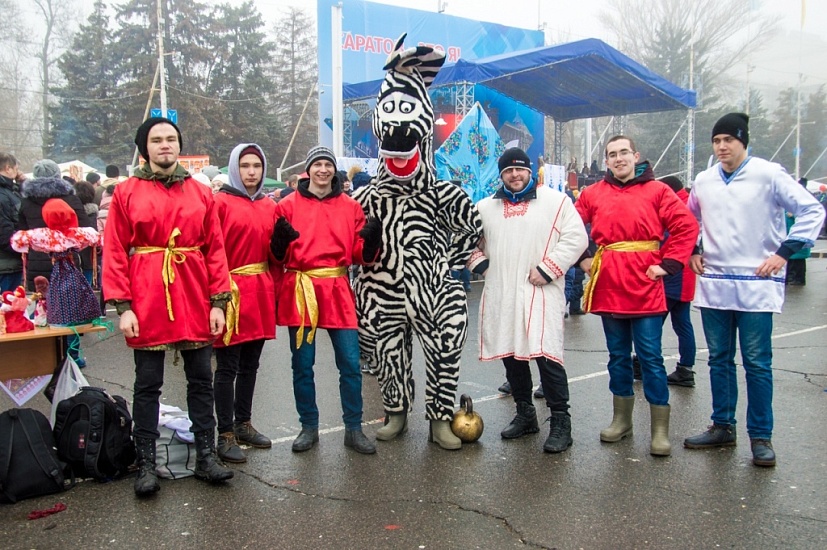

{"left": 0, "top": 152, "right": 24, "bottom": 292}
{"left": 658, "top": 176, "right": 698, "bottom": 387}
{"left": 575, "top": 135, "right": 698, "bottom": 458}
{"left": 74, "top": 180, "right": 99, "bottom": 286}
{"left": 211, "top": 143, "right": 279, "bottom": 464}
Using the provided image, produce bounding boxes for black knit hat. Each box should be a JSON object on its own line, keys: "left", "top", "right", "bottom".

{"left": 498, "top": 147, "right": 532, "bottom": 176}
{"left": 105, "top": 164, "right": 120, "bottom": 178}
{"left": 712, "top": 113, "right": 749, "bottom": 147}
{"left": 85, "top": 172, "right": 100, "bottom": 184}
{"left": 305, "top": 145, "right": 336, "bottom": 173}
{"left": 134, "top": 117, "right": 183, "bottom": 162}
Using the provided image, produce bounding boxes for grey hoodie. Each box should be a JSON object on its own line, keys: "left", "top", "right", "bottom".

{"left": 227, "top": 143, "right": 267, "bottom": 201}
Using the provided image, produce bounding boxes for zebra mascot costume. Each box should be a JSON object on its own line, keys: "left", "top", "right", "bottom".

{"left": 353, "top": 34, "right": 482, "bottom": 450}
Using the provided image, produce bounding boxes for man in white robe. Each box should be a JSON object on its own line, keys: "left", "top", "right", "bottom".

{"left": 468, "top": 148, "right": 588, "bottom": 453}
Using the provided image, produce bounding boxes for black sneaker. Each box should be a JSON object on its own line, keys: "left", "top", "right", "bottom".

{"left": 750, "top": 439, "right": 776, "bottom": 467}
{"left": 498, "top": 381, "right": 512, "bottom": 395}
{"left": 684, "top": 424, "right": 736, "bottom": 448}
{"left": 666, "top": 365, "right": 695, "bottom": 387}
{"left": 533, "top": 385, "right": 544, "bottom": 399}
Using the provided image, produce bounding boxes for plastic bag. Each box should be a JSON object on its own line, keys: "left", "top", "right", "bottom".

{"left": 49, "top": 356, "right": 90, "bottom": 427}
{"left": 156, "top": 405, "right": 196, "bottom": 479}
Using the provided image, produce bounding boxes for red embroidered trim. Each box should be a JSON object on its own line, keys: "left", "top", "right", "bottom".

{"left": 541, "top": 257, "right": 564, "bottom": 279}
{"left": 503, "top": 201, "right": 529, "bottom": 218}
{"left": 468, "top": 249, "right": 485, "bottom": 265}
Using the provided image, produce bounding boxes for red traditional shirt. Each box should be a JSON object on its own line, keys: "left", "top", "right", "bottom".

{"left": 102, "top": 175, "right": 230, "bottom": 348}
{"left": 273, "top": 186, "right": 368, "bottom": 330}
{"left": 212, "top": 190, "right": 279, "bottom": 347}
{"left": 575, "top": 174, "right": 698, "bottom": 315}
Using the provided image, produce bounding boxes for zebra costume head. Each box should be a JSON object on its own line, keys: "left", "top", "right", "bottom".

{"left": 373, "top": 34, "right": 446, "bottom": 188}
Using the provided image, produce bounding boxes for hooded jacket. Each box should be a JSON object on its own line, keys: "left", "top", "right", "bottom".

{"left": 0, "top": 174, "right": 22, "bottom": 275}
{"left": 213, "top": 143, "right": 278, "bottom": 346}
{"left": 18, "top": 176, "right": 93, "bottom": 288}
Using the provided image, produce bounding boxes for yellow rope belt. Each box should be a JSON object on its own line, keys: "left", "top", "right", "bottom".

{"left": 223, "top": 262, "right": 269, "bottom": 345}
{"left": 582, "top": 240, "right": 660, "bottom": 313}
{"left": 133, "top": 228, "right": 199, "bottom": 322}
{"left": 288, "top": 266, "right": 348, "bottom": 348}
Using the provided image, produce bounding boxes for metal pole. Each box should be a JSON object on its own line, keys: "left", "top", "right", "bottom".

{"left": 795, "top": 73, "right": 802, "bottom": 180}
{"left": 279, "top": 83, "right": 318, "bottom": 178}
{"left": 131, "top": 64, "right": 160, "bottom": 169}
{"left": 331, "top": 3, "right": 344, "bottom": 158}
{"left": 803, "top": 145, "right": 827, "bottom": 178}
{"left": 653, "top": 118, "right": 687, "bottom": 172}
{"left": 157, "top": 0, "right": 167, "bottom": 117}
{"left": 770, "top": 127, "right": 797, "bottom": 162}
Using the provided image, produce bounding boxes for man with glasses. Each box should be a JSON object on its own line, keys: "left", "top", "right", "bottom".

{"left": 683, "top": 113, "right": 824, "bottom": 467}
{"left": 574, "top": 135, "right": 698, "bottom": 457}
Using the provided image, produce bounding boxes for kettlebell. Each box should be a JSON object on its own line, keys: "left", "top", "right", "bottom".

{"left": 450, "top": 394, "right": 484, "bottom": 443}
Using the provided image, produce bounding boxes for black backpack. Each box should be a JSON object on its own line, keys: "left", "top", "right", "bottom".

{"left": 0, "top": 408, "right": 73, "bottom": 504}
{"left": 53, "top": 387, "right": 136, "bottom": 480}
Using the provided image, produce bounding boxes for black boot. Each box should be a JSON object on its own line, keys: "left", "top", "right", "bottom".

{"left": 666, "top": 364, "right": 695, "bottom": 387}
{"left": 134, "top": 437, "right": 160, "bottom": 496}
{"left": 193, "top": 430, "right": 234, "bottom": 483}
{"left": 501, "top": 401, "right": 540, "bottom": 439}
{"left": 543, "top": 412, "right": 573, "bottom": 453}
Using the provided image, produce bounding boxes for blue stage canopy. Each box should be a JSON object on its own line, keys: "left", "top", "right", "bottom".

{"left": 343, "top": 38, "right": 696, "bottom": 122}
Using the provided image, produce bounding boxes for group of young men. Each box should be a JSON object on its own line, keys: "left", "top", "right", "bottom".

{"left": 102, "top": 110, "right": 822, "bottom": 498}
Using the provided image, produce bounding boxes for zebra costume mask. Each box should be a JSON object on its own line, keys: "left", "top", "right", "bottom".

{"left": 373, "top": 33, "right": 446, "bottom": 185}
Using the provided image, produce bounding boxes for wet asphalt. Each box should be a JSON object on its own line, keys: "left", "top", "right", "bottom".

{"left": 1, "top": 259, "right": 826, "bottom": 549}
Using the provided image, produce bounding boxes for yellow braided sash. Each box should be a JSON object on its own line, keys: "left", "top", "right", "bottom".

{"left": 582, "top": 240, "right": 660, "bottom": 313}
{"left": 223, "top": 262, "right": 269, "bottom": 345}
{"left": 133, "top": 228, "right": 199, "bottom": 322}
{"left": 288, "top": 266, "right": 348, "bottom": 348}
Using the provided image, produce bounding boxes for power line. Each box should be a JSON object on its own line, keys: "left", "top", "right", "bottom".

{"left": 0, "top": 86, "right": 146, "bottom": 103}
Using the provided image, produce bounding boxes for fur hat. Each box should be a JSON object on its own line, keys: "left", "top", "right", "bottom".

{"left": 498, "top": 148, "right": 532, "bottom": 176}
{"left": 305, "top": 146, "right": 336, "bottom": 173}
{"left": 32, "top": 159, "right": 61, "bottom": 179}
{"left": 134, "top": 117, "right": 183, "bottom": 161}
{"left": 711, "top": 113, "right": 749, "bottom": 147}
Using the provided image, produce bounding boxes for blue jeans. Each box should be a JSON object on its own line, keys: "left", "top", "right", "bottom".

{"left": 288, "top": 327, "right": 364, "bottom": 430}
{"left": 663, "top": 298, "right": 696, "bottom": 367}
{"left": 602, "top": 315, "right": 669, "bottom": 405}
{"left": 700, "top": 308, "right": 773, "bottom": 439}
{"left": 0, "top": 272, "right": 22, "bottom": 293}
{"left": 565, "top": 266, "right": 585, "bottom": 306}
{"left": 450, "top": 268, "right": 471, "bottom": 291}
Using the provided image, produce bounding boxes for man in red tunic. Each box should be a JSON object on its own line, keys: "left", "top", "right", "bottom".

{"left": 575, "top": 135, "right": 698, "bottom": 457}
{"left": 103, "top": 117, "right": 234, "bottom": 496}
{"left": 212, "top": 143, "right": 279, "bottom": 463}
{"left": 271, "top": 146, "right": 380, "bottom": 455}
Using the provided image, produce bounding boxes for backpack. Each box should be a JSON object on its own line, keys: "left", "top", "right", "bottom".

{"left": 0, "top": 408, "right": 72, "bottom": 504}
{"left": 53, "top": 387, "right": 136, "bottom": 480}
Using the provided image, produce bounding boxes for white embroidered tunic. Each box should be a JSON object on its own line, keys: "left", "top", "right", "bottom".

{"left": 688, "top": 157, "right": 824, "bottom": 313}
{"left": 468, "top": 186, "right": 588, "bottom": 364}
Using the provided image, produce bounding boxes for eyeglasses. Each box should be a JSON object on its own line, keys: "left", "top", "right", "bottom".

{"left": 606, "top": 149, "right": 635, "bottom": 160}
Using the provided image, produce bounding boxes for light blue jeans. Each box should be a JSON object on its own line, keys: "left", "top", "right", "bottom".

{"left": 700, "top": 308, "right": 773, "bottom": 439}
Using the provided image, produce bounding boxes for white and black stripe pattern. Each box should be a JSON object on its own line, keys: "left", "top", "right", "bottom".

{"left": 354, "top": 35, "right": 482, "bottom": 422}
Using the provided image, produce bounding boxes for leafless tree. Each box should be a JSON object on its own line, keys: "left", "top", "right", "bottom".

{"left": 33, "top": 0, "right": 77, "bottom": 157}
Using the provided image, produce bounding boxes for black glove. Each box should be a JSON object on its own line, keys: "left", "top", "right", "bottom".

{"left": 270, "top": 216, "right": 300, "bottom": 260}
{"left": 359, "top": 217, "right": 382, "bottom": 262}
